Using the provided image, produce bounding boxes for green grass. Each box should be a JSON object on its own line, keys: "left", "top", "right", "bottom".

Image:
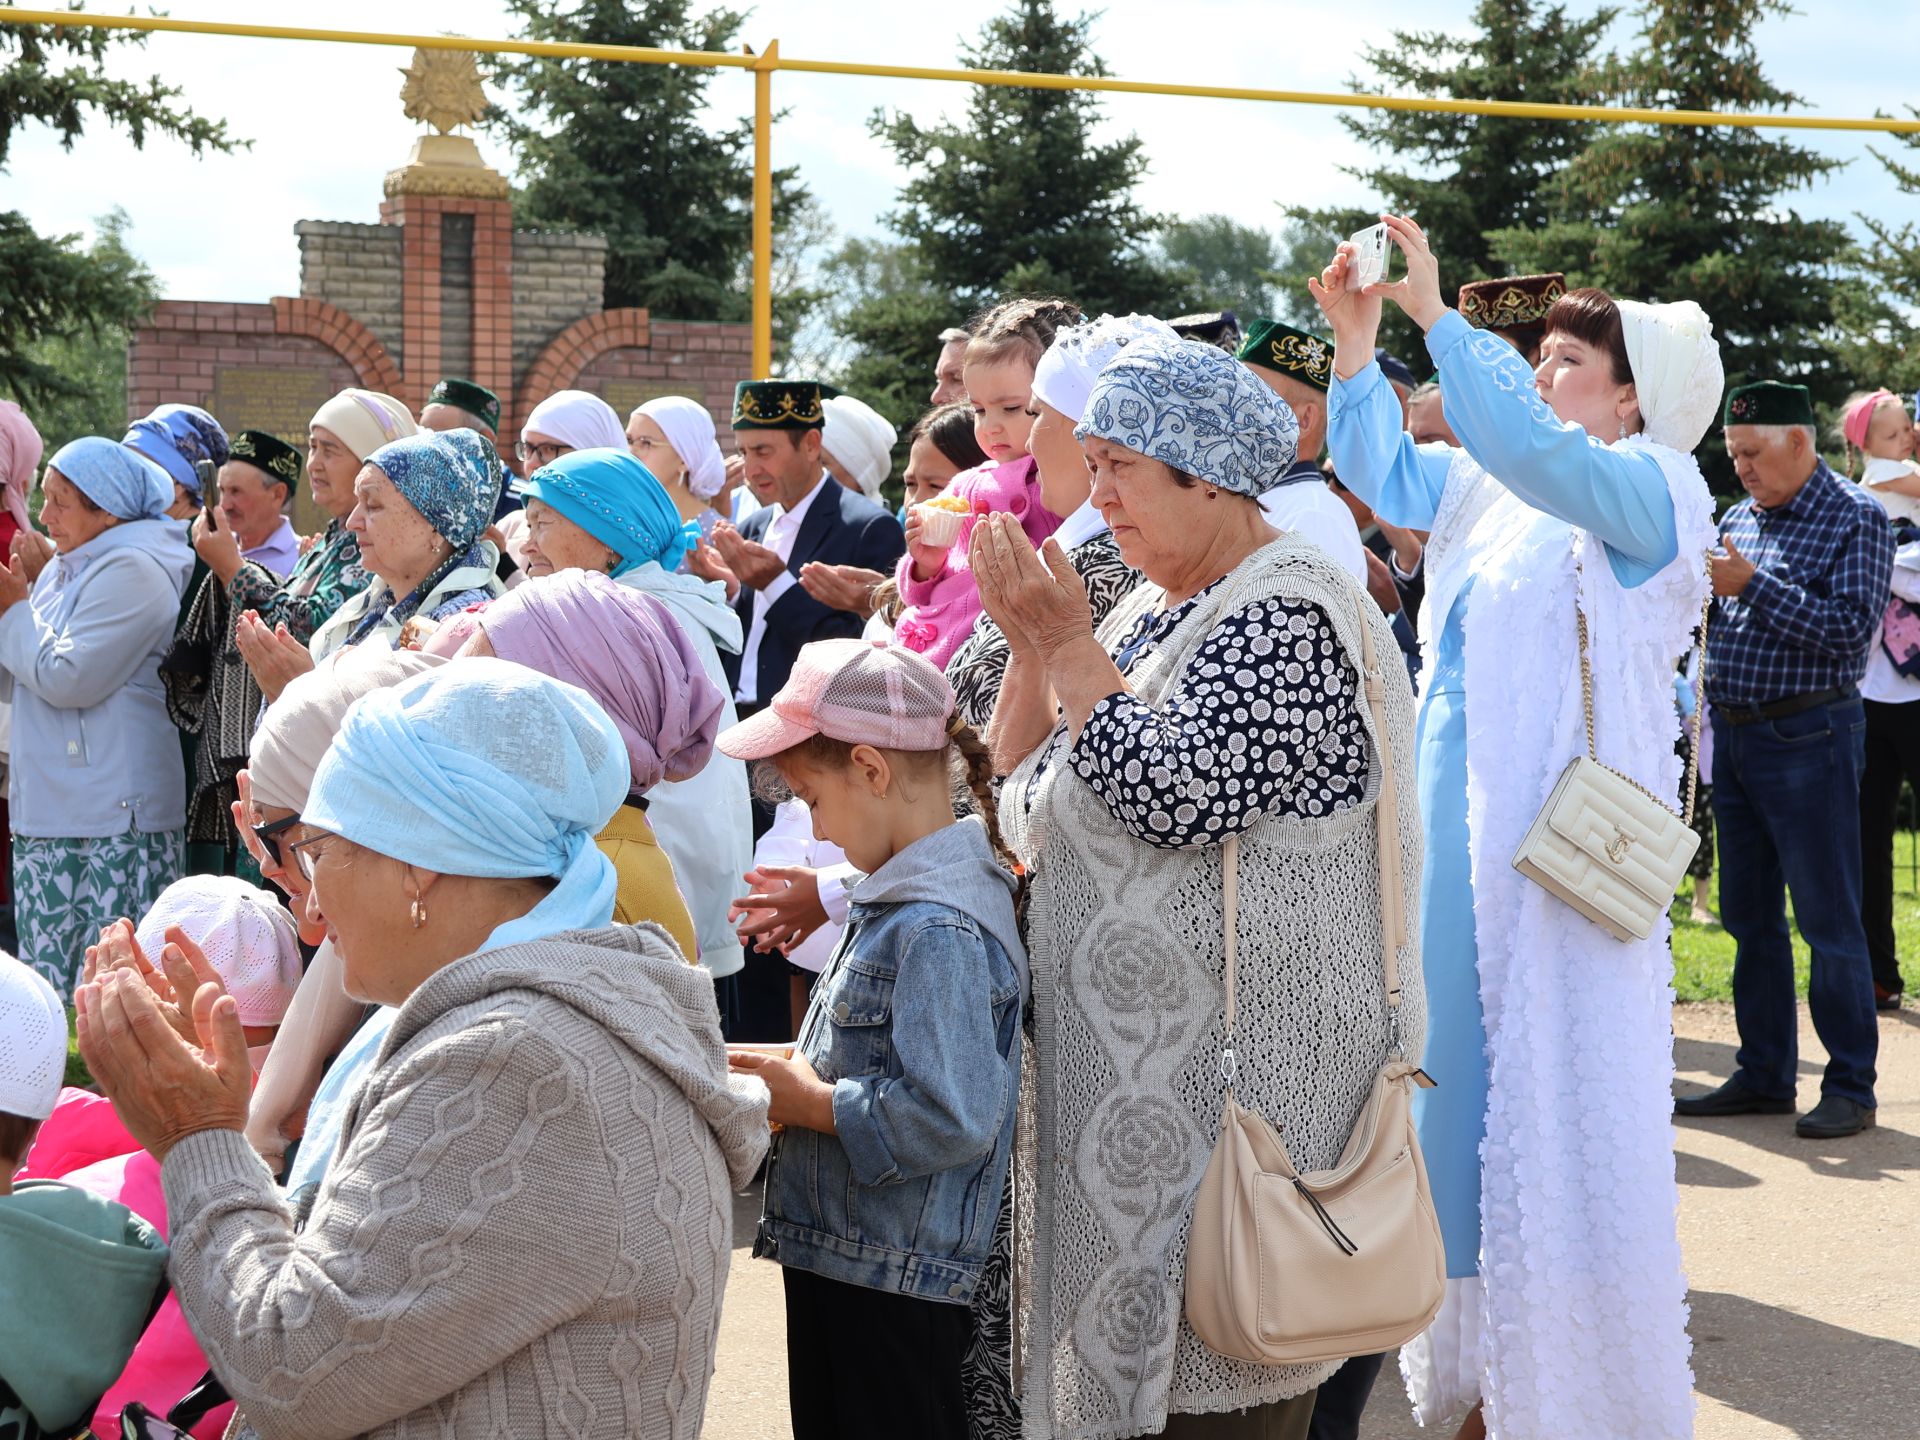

{"left": 1670, "top": 829, "right": 1920, "bottom": 1002}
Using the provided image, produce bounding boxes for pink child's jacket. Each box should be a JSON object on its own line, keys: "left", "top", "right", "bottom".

{"left": 893, "top": 455, "right": 1063, "bottom": 667}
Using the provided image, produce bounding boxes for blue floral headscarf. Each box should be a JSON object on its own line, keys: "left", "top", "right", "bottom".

{"left": 521, "top": 447, "right": 701, "bottom": 577}
{"left": 50, "top": 436, "right": 174, "bottom": 520}
{"left": 365, "top": 429, "right": 505, "bottom": 550}
{"left": 1076, "top": 335, "right": 1299, "bottom": 498}
{"left": 122, "top": 404, "right": 229, "bottom": 500}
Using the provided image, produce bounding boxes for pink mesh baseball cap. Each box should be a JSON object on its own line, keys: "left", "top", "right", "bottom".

{"left": 717, "top": 638, "right": 957, "bottom": 760}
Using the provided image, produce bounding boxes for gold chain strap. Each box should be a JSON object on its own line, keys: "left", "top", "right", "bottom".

{"left": 1574, "top": 553, "right": 1714, "bottom": 825}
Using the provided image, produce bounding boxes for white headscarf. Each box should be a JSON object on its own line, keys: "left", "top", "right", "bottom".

{"left": 522, "top": 389, "right": 626, "bottom": 451}
{"left": 310, "top": 389, "right": 419, "bottom": 463}
{"left": 821, "top": 394, "right": 897, "bottom": 499}
{"left": 1616, "top": 299, "right": 1724, "bottom": 453}
{"left": 636, "top": 396, "right": 727, "bottom": 499}
{"left": 1033, "top": 313, "right": 1180, "bottom": 423}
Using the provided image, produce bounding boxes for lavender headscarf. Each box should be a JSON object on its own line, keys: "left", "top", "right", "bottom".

{"left": 478, "top": 569, "right": 724, "bottom": 794}
{"left": 0, "top": 401, "right": 44, "bottom": 536}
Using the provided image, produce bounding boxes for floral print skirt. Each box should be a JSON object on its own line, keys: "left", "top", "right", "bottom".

{"left": 13, "top": 829, "right": 185, "bottom": 992}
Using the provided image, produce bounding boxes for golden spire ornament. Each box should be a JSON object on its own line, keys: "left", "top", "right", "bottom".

{"left": 384, "top": 47, "right": 508, "bottom": 200}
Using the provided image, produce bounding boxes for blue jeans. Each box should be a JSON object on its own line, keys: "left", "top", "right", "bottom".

{"left": 1711, "top": 697, "right": 1878, "bottom": 1107}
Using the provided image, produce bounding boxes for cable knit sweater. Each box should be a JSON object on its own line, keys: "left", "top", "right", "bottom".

{"left": 160, "top": 923, "right": 770, "bottom": 1440}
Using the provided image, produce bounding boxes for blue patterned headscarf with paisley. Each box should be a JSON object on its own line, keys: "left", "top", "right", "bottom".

{"left": 122, "top": 404, "right": 229, "bottom": 500}
{"left": 1076, "top": 335, "right": 1299, "bottom": 498}
{"left": 520, "top": 447, "right": 701, "bottom": 578}
{"left": 366, "top": 428, "right": 505, "bottom": 550}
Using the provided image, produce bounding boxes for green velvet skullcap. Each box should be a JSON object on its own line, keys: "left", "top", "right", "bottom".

{"left": 426, "top": 378, "right": 501, "bottom": 433}
{"left": 1235, "top": 318, "right": 1333, "bottom": 394}
{"left": 732, "top": 379, "right": 839, "bottom": 430}
{"left": 228, "top": 429, "right": 303, "bottom": 489}
{"left": 1723, "top": 381, "right": 1815, "bottom": 428}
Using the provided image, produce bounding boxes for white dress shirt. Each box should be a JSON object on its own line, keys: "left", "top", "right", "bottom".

{"left": 1258, "top": 466, "right": 1367, "bottom": 584}
{"left": 735, "top": 474, "right": 828, "bottom": 704}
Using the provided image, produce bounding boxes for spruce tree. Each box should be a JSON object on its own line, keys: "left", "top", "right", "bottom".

{"left": 1835, "top": 107, "right": 1920, "bottom": 398}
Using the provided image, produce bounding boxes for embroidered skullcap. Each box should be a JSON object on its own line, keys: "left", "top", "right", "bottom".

{"left": 123, "top": 404, "right": 228, "bottom": 499}
{"left": 1236, "top": 318, "right": 1335, "bottom": 394}
{"left": 1167, "top": 311, "right": 1243, "bottom": 353}
{"left": 426, "top": 378, "right": 502, "bottom": 434}
{"left": 1615, "top": 299, "right": 1724, "bottom": 453}
{"left": 50, "top": 436, "right": 173, "bottom": 520}
{"left": 522, "top": 389, "right": 625, "bottom": 452}
{"left": 635, "top": 396, "right": 727, "bottom": 499}
{"left": 228, "top": 430, "right": 302, "bottom": 492}
{"left": 248, "top": 645, "right": 447, "bottom": 813}
{"left": 135, "top": 876, "right": 302, "bottom": 1027}
{"left": 0, "top": 401, "right": 45, "bottom": 539}
{"left": 365, "top": 428, "right": 505, "bottom": 552}
{"left": 1723, "top": 381, "right": 1814, "bottom": 429}
{"left": 479, "top": 570, "right": 724, "bottom": 794}
{"left": 0, "top": 952, "right": 64, "bottom": 1122}
{"left": 1076, "top": 335, "right": 1299, "bottom": 498}
{"left": 821, "top": 394, "right": 898, "bottom": 498}
{"left": 1458, "top": 273, "right": 1568, "bottom": 335}
{"left": 520, "top": 447, "right": 701, "bottom": 576}
{"left": 1033, "top": 314, "right": 1179, "bottom": 424}
{"left": 304, "top": 656, "right": 628, "bottom": 887}
{"left": 310, "top": 389, "right": 419, "bottom": 463}
{"left": 732, "top": 379, "right": 835, "bottom": 431}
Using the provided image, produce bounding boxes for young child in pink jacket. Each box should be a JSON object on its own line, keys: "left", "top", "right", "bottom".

{"left": 892, "top": 299, "right": 1080, "bottom": 666}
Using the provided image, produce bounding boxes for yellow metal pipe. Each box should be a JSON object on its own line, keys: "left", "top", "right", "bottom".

{"left": 3, "top": 9, "right": 1918, "bottom": 134}
{"left": 751, "top": 42, "right": 778, "bottom": 378}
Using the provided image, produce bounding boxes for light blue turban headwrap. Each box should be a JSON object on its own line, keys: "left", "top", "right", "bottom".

{"left": 366, "top": 429, "right": 505, "bottom": 551}
{"left": 122, "top": 403, "right": 229, "bottom": 500}
{"left": 521, "top": 447, "right": 701, "bottom": 577}
{"left": 304, "top": 657, "right": 629, "bottom": 947}
{"left": 1076, "top": 334, "right": 1300, "bottom": 498}
{"left": 50, "top": 436, "right": 174, "bottom": 521}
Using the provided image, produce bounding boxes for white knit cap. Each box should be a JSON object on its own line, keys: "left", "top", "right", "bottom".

{"left": 0, "top": 952, "right": 66, "bottom": 1121}
{"left": 1032, "top": 313, "right": 1180, "bottom": 424}
{"left": 820, "top": 394, "right": 897, "bottom": 498}
{"left": 135, "top": 876, "right": 303, "bottom": 1028}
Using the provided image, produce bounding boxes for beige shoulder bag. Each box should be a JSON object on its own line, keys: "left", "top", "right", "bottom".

{"left": 1511, "top": 558, "right": 1709, "bottom": 943}
{"left": 1184, "top": 598, "right": 1446, "bottom": 1367}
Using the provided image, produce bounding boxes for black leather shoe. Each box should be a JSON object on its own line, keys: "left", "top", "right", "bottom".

{"left": 1795, "top": 1095, "right": 1876, "bottom": 1139}
{"left": 1875, "top": 983, "right": 1903, "bottom": 1012}
{"left": 1674, "top": 1079, "right": 1795, "bottom": 1118}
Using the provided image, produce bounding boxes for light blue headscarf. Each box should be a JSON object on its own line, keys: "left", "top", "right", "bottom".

{"left": 522, "top": 447, "right": 701, "bottom": 577}
{"left": 122, "top": 404, "right": 229, "bottom": 500}
{"left": 366, "top": 429, "right": 505, "bottom": 551}
{"left": 50, "top": 436, "right": 174, "bottom": 520}
{"left": 1077, "top": 334, "right": 1300, "bottom": 498}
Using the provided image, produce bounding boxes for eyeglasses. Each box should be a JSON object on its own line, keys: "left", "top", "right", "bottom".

{"left": 286, "top": 831, "right": 342, "bottom": 883}
{"left": 515, "top": 440, "right": 574, "bottom": 467}
{"left": 251, "top": 812, "right": 302, "bottom": 869}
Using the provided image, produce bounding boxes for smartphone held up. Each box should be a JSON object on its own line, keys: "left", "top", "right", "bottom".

{"left": 1346, "top": 222, "right": 1392, "bottom": 292}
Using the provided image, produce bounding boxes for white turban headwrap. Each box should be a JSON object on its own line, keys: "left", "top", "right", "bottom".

{"left": 1616, "top": 299, "right": 1724, "bottom": 453}
{"left": 821, "top": 395, "right": 897, "bottom": 499}
{"left": 636, "top": 395, "right": 727, "bottom": 500}
{"left": 1033, "top": 313, "right": 1180, "bottom": 424}
{"left": 309, "top": 389, "right": 418, "bottom": 463}
{"left": 522, "top": 389, "right": 626, "bottom": 452}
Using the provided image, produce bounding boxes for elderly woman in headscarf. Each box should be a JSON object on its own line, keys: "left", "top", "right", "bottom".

{"left": 306, "top": 428, "right": 504, "bottom": 662}
{"left": 75, "top": 659, "right": 770, "bottom": 1439}
{"left": 0, "top": 439, "right": 194, "bottom": 990}
{"left": 518, "top": 388, "right": 626, "bottom": 476}
{"left": 124, "top": 403, "right": 229, "bottom": 521}
{"left": 821, "top": 392, "right": 899, "bottom": 503}
{"left": 516, "top": 447, "right": 753, "bottom": 982}
{"left": 1318, "top": 215, "right": 1719, "bottom": 1440}
{"left": 975, "top": 336, "right": 1422, "bottom": 1440}
{"left": 627, "top": 395, "right": 730, "bottom": 558}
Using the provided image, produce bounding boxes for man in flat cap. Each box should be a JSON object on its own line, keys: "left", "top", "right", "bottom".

{"left": 1456, "top": 272, "right": 1567, "bottom": 366}
{"left": 1678, "top": 381, "right": 1894, "bottom": 1140}
{"left": 418, "top": 378, "right": 522, "bottom": 577}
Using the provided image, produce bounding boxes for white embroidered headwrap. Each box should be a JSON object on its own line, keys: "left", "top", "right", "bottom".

{"left": 1616, "top": 299, "right": 1724, "bottom": 453}
{"left": 1032, "top": 313, "right": 1179, "bottom": 424}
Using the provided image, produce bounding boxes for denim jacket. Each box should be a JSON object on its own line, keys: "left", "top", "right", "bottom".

{"left": 755, "top": 817, "right": 1025, "bottom": 1305}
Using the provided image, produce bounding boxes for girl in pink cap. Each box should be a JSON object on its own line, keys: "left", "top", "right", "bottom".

{"left": 719, "top": 637, "right": 1025, "bottom": 1440}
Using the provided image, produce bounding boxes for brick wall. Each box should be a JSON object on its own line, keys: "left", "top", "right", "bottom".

{"left": 574, "top": 318, "right": 754, "bottom": 444}
{"left": 512, "top": 230, "right": 606, "bottom": 375}
{"left": 296, "top": 220, "right": 403, "bottom": 366}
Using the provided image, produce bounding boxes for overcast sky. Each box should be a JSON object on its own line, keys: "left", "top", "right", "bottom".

{"left": 5, "top": 0, "right": 1911, "bottom": 302}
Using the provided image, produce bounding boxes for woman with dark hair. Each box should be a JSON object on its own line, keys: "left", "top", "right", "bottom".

{"left": 1321, "top": 216, "right": 1722, "bottom": 1439}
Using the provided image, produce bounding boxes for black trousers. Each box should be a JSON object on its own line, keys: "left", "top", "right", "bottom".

{"left": 1304, "top": 1352, "right": 1383, "bottom": 1440}
{"left": 1861, "top": 698, "right": 1920, "bottom": 994}
{"left": 783, "top": 1265, "right": 971, "bottom": 1440}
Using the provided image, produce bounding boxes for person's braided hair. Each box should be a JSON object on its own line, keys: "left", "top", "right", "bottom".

{"left": 965, "top": 296, "right": 1086, "bottom": 373}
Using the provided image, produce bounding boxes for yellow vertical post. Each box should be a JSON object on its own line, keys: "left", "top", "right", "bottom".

{"left": 751, "top": 40, "right": 779, "bottom": 378}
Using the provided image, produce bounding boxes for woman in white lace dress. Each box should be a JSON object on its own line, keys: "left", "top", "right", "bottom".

{"left": 975, "top": 335, "right": 1422, "bottom": 1440}
{"left": 1319, "top": 216, "right": 1721, "bottom": 1439}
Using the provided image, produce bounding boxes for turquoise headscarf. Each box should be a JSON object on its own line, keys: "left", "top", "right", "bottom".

{"left": 50, "top": 437, "right": 174, "bottom": 520}
{"left": 521, "top": 447, "right": 700, "bottom": 577}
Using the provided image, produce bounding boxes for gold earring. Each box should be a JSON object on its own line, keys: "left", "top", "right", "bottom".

{"left": 410, "top": 897, "right": 427, "bottom": 929}
{"left": 1206, "top": 488, "right": 1219, "bottom": 500}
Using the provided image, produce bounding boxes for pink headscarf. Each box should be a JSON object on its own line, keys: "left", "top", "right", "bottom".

{"left": 478, "top": 570, "right": 724, "bottom": 794}
{"left": 0, "top": 400, "right": 45, "bottom": 536}
{"left": 1843, "top": 389, "right": 1895, "bottom": 451}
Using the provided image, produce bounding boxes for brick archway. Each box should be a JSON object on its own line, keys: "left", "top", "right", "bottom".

{"left": 271, "top": 296, "right": 405, "bottom": 397}
{"left": 511, "top": 308, "right": 652, "bottom": 439}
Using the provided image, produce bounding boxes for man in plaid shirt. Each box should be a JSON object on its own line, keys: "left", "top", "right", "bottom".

{"left": 1679, "top": 382, "right": 1893, "bottom": 1140}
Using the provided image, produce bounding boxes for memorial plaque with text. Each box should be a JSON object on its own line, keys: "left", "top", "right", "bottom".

{"left": 211, "top": 366, "right": 336, "bottom": 533}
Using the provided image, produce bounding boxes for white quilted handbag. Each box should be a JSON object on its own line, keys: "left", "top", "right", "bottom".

{"left": 1513, "top": 559, "right": 1709, "bottom": 943}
